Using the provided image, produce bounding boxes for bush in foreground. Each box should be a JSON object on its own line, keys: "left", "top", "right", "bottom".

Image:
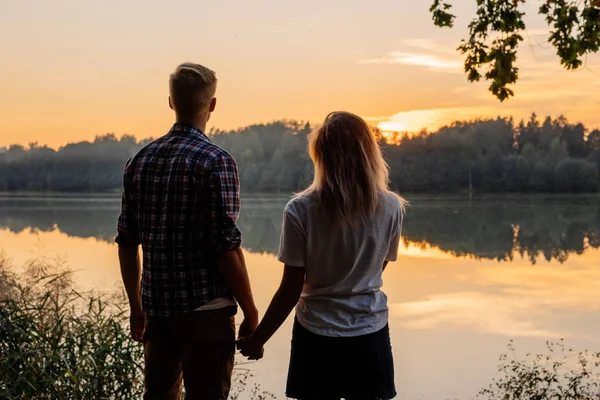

{"left": 0, "top": 255, "right": 274, "bottom": 399}
{"left": 479, "top": 340, "right": 600, "bottom": 400}
{"left": 0, "top": 256, "right": 144, "bottom": 399}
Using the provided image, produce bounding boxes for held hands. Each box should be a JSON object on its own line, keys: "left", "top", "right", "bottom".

{"left": 238, "top": 312, "right": 259, "bottom": 341}
{"left": 237, "top": 335, "right": 265, "bottom": 360}
{"left": 236, "top": 310, "right": 264, "bottom": 360}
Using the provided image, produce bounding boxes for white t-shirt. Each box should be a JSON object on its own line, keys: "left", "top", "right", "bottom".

{"left": 278, "top": 190, "right": 403, "bottom": 337}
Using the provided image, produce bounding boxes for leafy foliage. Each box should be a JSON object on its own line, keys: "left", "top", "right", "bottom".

{"left": 479, "top": 340, "right": 600, "bottom": 399}
{"left": 430, "top": 0, "right": 600, "bottom": 100}
{"left": 0, "top": 256, "right": 275, "bottom": 400}
{"left": 430, "top": 0, "right": 456, "bottom": 27}
{"left": 0, "top": 256, "right": 144, "bottom": 399}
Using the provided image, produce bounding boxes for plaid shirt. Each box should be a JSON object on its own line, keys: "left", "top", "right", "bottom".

{"left": 116, "top": 123, "right": 241, "bottom": 317}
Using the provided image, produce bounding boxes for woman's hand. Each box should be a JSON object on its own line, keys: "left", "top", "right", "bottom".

{"left": 238, "top": 265, "right": 305, "bottom": 361}
{"left": 239, "top": 336, "right": 265, "bottom": 360}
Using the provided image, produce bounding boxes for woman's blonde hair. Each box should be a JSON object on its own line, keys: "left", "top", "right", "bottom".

{"left": 300, "top": 111, "right": 406, "bottom": 224}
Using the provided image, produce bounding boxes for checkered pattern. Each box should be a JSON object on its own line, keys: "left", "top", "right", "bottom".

{"left": 116, "top": 123, "right": 241, "bottom": 317}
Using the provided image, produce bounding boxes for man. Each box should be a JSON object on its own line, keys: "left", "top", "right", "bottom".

{"left": 116, "top": 62, "right": 259, "bottom": 400}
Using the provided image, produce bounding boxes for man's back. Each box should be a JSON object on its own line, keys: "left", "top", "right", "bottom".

{"left": 117, "top": 63, "right": 258, "bottom": 400}
{"left": 116, "top": 123, "right": 242, "bottom": 317}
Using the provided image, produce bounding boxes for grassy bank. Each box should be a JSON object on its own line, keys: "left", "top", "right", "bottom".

{"left": 0, "top": 255, "right": 274, "bottom": 400}
{"left": 0, "top": 255, "right": 143, "bottom": 399}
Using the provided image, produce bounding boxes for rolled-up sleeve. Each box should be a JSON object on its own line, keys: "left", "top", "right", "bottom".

{"left": 115, "top": 159, "right": 140, "bottom": 247}
{"left": 209, "top": 154, "right": 242, "bottom": 253}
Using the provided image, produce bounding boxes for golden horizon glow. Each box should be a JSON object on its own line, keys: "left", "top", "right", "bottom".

{"left": 377, "top": 107, "right": 500, "bottom": 133}
{"left": 378, "top": 121, "right": 407, "bottom": 133}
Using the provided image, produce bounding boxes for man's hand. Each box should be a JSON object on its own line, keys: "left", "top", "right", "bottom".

{"left": 239, "top": 336, "right": 265, "bottom": 361}
{"left": 130, "top": 308, "right": 146, "bottom": 342}
{"left": 218, "top": 247, "right": 259, "bottom": 340}
{"left": 238, "top": 309, "right": 259, "bottom": 342}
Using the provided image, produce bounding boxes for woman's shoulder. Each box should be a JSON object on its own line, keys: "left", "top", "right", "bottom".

{"left": 379, "top": 191, "right": 406, "bottom": 217}
{"left": 284, "top": 191, "right": 317, "bottom": 215}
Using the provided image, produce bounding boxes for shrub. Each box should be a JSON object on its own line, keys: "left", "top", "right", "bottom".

{"left": 479, "top": 340, "right": 600, "bottom": 400}
{"left": 0, "top": 256, "right": 144, "bottom": 399}
{"left": 0, "top": 255, "right": 275, "bottom": 400}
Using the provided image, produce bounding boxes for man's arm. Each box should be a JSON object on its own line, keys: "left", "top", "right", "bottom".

{"left": 116, "top": 160, "right": 144, "bottom": 341}
{"left": 119, "top": 246, "right": 142, "bottom": 311}
{"left": 119, "top": 246, "right": 145, "bottom": 342}
{"left": 209, "top": 154, "right": 258, "bottom": 338}
{"left": 218, "top": 247, "right": 259, "bottom": 338}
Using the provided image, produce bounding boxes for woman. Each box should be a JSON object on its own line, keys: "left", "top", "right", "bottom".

{"left": 240, "top": 111, "right": 405, "bottom": 400}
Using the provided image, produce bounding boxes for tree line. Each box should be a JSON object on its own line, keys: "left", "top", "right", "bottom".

{"left": 1, "top": 114, "right": 599, "bottom": 193}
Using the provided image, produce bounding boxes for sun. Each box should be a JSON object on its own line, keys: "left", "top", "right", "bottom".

{"left": 375, "top": 107, "right": 499, "bottom": 137}
{"left": 377, "top": 121, "right": 407, "bottom": 132}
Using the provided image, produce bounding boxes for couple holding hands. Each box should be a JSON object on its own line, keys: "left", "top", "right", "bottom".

{"left": 117, "top": 62, "right": 405, "bottom": 400}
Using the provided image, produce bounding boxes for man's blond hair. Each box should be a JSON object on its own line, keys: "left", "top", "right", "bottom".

{"left": 169, "top": 63, "right": 217, "bottom": 120}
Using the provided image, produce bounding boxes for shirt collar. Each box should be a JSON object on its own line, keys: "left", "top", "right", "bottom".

{"left": 170, "top": 123, "right": 211, "bottom": 142}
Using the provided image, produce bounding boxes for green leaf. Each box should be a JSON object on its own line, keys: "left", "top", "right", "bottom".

{"left": 431, "top": 0, "right": 600, "bottom": 99}
{"left": 430, "top": 0, "right": 456, "bottom": 27}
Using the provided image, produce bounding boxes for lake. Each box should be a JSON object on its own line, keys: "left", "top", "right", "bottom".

{"left": 1, "top": 194, "right": 599, "bottom": 399}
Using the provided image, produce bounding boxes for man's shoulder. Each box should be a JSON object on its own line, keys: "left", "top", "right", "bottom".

{"left": 171, "top": 134, "right": 234, "bottom": 167}
{"left": 127, "top": 135, "right": 167, "bottom": 162}
{"left": 197, "top": 141, "right": 236, "bottom": 165}
{"left": 129, "top": 134, "right": 235, "bottom": 168}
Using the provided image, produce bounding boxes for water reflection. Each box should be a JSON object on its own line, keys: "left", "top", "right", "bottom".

{"left": 0, "top": 195, "right": 598, "bottom": 264}
{"left": 0, "top": 196, "right": 286, "bottom": 253}
{"left": 1, "top": 195, "right": 599, "bottom": 399}
{"left": 404, "top": 195, "right": 600, "bottom": 264}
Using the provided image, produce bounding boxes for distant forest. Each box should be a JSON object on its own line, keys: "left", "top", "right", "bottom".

{"left": 1, "top": 114, "right": 599, "bottom": 193}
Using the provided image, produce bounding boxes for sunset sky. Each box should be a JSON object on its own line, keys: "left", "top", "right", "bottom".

{"left": 1, "top": 0, "right": 600, "bottom": 148}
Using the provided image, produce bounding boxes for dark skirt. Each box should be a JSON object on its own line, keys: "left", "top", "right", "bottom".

{"left": 286, "top": 318, "right": 396, "bottom": 399}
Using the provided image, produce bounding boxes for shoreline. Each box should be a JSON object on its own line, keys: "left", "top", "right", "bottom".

{"left": 0, "top": 191, "right": 599, "bottom": 202}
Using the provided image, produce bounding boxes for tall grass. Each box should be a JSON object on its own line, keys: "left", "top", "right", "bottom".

{"left": 0, "top": 255, "right": 144, "bottom": 399}
{"left": 0, "top": 255, "right": 275, "bottom": 400}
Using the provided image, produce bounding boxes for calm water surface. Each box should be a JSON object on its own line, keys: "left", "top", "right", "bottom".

{"left": 1, "top": 194, "right": 599, "bottom": 400}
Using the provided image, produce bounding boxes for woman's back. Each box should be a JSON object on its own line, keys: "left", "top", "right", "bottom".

{"left": 278, "top": 190, "right": 402, "bottom": 337}
{"left": 242, "top": 112, "right": 402, "bottom": 399}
